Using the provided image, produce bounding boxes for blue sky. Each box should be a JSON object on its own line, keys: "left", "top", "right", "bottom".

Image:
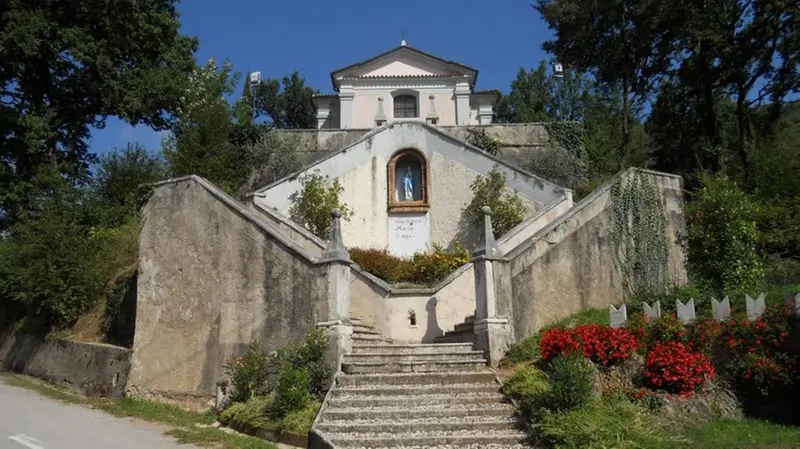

{"left": 87, "top": 0, "right": 555, "bottom": 156}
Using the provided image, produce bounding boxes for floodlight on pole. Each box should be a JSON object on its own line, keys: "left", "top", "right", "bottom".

{"left": 553, "top": 62, "right": 564, "bottom": 78}
{"left": 249, "top": 71, "right": 261, "bottom": 121}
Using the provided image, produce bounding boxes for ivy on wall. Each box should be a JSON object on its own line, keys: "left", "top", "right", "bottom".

{"left": 526, "top": 121, "right": 588, "bottom": 190}
{"left": 466, "top": 128, "right": 504, "bottom": 156}
{"left": 543, "top": 121, "right": 586, "bottom": 162}
{"left": 610, "top": 171, "right": 669, "bottom": 299}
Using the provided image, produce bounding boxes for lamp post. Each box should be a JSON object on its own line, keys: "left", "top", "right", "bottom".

{"left": 553, "top": 62, "right": 564, "bottom": 121}
{"left": 249, "top": 71, "right": 261, "bottom": 122}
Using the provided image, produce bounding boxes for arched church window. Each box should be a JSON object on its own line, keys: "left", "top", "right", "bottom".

{"left": 387, "top": 149, "right": 429, "bottom": 212}
{"left": 393, "top": 95, "right": 418, "bottom": 118}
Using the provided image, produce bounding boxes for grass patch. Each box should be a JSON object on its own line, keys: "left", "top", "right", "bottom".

{"left": 683, "top": 419, "right": 800, "bottom": 448}
{"left": 167, "top": 427, "right": 278, "bottom": 449}
{"left": 0, "top": 372, "right": 272, "bottom": 448}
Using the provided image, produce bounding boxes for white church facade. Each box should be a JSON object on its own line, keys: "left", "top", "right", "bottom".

{"left": 312, "top": 42, "right": 501, "bottom": 129}
{"left": 255, "top": 43, "right": 571, "bottom": 258}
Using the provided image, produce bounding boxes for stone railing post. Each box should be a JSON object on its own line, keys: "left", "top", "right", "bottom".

{"left": 317, "top": 210, "right": 353, "bottom": 370}
{"left": 472, "top": 206, "right": 513, "bottom": 367}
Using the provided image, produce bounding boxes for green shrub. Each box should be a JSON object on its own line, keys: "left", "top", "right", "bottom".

{"left": 271, "top": 360, "right": 311, "bottom": 418}
{"left": 224, "top": 341, "right": 271, "bottom": 403}
{"left": 501, "top": 365, "right": 551, "bottom": 400}
{"left": 686, "top": 173, "right": 764, "bottom": 295}
{"left": 277, "top": 327, "right": 331, "bottom": 399}
{"left": 538, "top": 396, "right": 679, "bottom": 449}
{"left": 0, "top": 179, "right": 107, "bottom": 330}
{"left": 218, "top": 395, "right": 273, "bottom": 429}
{"left": 278, "top": 399, "right": 321, "bottom": 434}
{"left": 464, "top": 166, "right": 529, "bottom": 238}
{"left": 501, "top": 365, "right": 552, "bottom": 422}
{"left": 289, "top": 170, "right": 352, "bottom": 239}
{"left": 349, "top": 247, "right": 406, "bottom": 283}
{"left": 349, "top": 244, "right": 470, "bottom": 286}
{"left": 505, "top": 335, "right": 543, "bottom": 365}
{"left": 466, "top": 128, "right": 504, "bottom": 156}
{"left": 406, "top": 244, "right": 470, "bottom": 285}
{"left": 547, "top": 354, "right": 596, "bottom": 412}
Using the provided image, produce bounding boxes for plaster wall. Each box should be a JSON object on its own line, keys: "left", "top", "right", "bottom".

{"left": 130, "top": 176, "right": 327, "bottom": 398}
{"left": 507, "top": 169, "right": 688, "bottom": 339}
{"left": 352, "top": 86, "right": 458, "bottom": 128}
{"left": 256, "top": 123, "right": 564, "bottom": 252}
{"left": 349, "top": 265, "right": 477, "bottom": 343}
{"left": 0, "top": 331, "right": 131, "bottom": 397}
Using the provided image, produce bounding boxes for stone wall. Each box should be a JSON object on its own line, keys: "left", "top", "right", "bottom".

{"left": 349, "top": 265, "right": 477, "bottom": 344}
{"left": 129, "top": 176, "right": 328, "bottom": 399}
{"left": 506, "top": 168, "right": 687, "bottom": 338}
{"left": 275, "top": 122, "right": 551, "bottom": 168}
{"left": 0, "top": 331, "right": 131, "bottom": 397}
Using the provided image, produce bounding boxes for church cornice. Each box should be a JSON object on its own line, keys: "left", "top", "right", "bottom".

{"left": 330, "top": 45, "right": 478, "bottom": 92}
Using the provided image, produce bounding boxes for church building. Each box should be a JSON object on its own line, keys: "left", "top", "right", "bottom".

{"left": 312, "top": 41, "right": 501, "bottom": 129}
{"left": 255, "top": 43, "right": 571, "bottom": 257}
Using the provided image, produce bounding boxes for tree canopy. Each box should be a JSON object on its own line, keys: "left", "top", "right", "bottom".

{"left": 0, "top": 0, "right": 198, "bottom": 228}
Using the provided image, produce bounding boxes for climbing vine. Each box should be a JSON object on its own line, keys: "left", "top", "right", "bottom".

{"left": 543, "top": 121, "right": 586, "bottom": 162}
{"left": 527, "top": 121, "right": 588, "bottom": 189}
{"left": 466, "top": 128, "right": 504, "bottom": 156}
{"left": 610, "top": 172, "right": 669, "bottom": 299}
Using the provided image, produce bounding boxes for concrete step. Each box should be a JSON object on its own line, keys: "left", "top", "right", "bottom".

{"left": 322, "top": 403, "right": 516, "bottom": 420}
{"left": 331, "top": 383, "right": 499, "bottom": 397}
{"left": 453, "top": 321, "right": 476, "bottom": 333}
{"left": 436, "top": 335, "right": 477, "bottom": 344}
{"left": 343, "top": 351, "right": 485, "bottom": 364}
{"left": 342, "top": 358, "right": 488, "bottom": 374}
{"left": 352, "top": 333, "right": 392, "bottom": 344}
{"left": 351, "top": 342, "right": 475, "bottom": 355}
{"left": 318, "top": 416, "right": 520, "bottom": 433}
{"left": 337, "top": 371, "right": 497, "bottom": 387}
{"left": 353, "top": 325, "right": 379, "bottom": 335}
{"left": 328, "top": 430, "right": 529, "bottom": 447}
{"left": 328, "top": 392, "right": 506, "bottom": 408}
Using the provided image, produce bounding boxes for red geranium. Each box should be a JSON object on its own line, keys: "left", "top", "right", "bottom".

{"left": 540, "top": 324, "right": 638, "bottom": 365}
{"left": 645, "top": 341, "right": 714, "bottom": 396}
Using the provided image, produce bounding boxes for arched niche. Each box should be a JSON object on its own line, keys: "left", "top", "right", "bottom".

{"left": 387, "top": 148, "right": 430, "bottom": 212}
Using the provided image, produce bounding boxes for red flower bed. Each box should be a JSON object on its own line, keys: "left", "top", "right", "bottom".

{"left": 540, "top": 324, "right": 638, "bottom": 366}
{"left": 645, "top": 341, "right": 715, "bottom": 396}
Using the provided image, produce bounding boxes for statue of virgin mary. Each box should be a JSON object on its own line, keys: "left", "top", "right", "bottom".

{"left": 403, "top": 166, "right": 414, "bottom": 201}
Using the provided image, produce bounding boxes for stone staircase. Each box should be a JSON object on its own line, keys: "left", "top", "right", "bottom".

{"left": 312, "top": 318, "right": 529, "bottom": 448}
{"left": 434, "top": 315, "right": 476, "bottom": 344}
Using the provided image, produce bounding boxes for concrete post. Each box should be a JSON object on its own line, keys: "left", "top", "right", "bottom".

{"left": 317, "top": 209, "right": 353, "bottom": 371}
{"left": 472, "top": 206, "right": 512, "bottom": 367}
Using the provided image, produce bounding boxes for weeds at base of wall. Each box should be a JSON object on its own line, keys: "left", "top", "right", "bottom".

{"left": 0, "top": 373, "right": 277, "bottom": 449}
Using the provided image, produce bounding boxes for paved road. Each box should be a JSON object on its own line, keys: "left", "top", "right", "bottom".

{"left": 0, "top": 377, "right": 199, "bottom": 449}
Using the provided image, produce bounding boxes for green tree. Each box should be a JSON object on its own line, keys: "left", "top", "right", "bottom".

{"left": 237, "top": 131, "right": 302, "bottom": 196}
{"left": 289, "top": 171, "right": 352, "bottom": 239}
{"left": 91, "top": 144, "right": 167, "bottom": 227}
{"left": 254, "top": 71, "right": 317, "bottom": 129}
{"left": 464, "top": 167, "right": 529, "bottom": 238}
{"left": 0, "top": 170, "right": 105, "bottom": 329}
{"left": 686, "top": 173, "right": 764, "bottom": 295}
{"left": 163, "top": 58, "right": 247, "bottom": 193}
{"left": 535, "top": 0, "right": 673, "bottom": 155}
{"left": 0, "top": 0, "right": 197, "bottom": 229}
